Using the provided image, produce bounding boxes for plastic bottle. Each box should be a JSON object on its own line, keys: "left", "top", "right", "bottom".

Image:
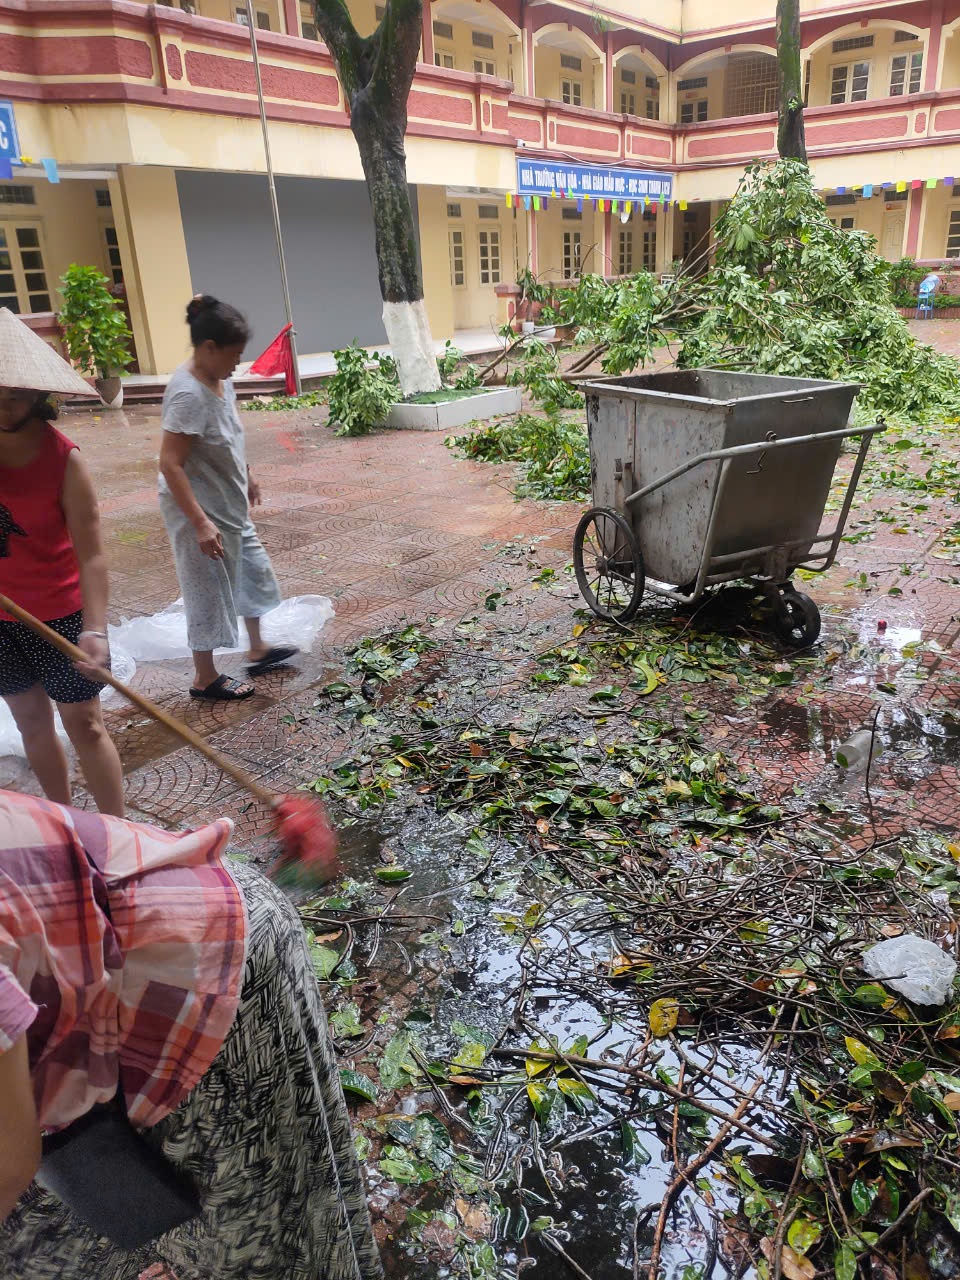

{"left": 835, "top": 728, "right": 882, "bottom": 770}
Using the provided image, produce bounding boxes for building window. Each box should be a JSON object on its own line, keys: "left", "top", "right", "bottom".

{"left": 894, "top": 30, "right": 919, "bottom": 44}
{"left": 448, "top": 229, "right": 465, "bottom": 287}
{"left": 562, "top": 79, "right": 583, "bottom": 107}
{"left": 95, "top": 187, "right": 112, "bottom": 208}
{"left": 889, "top": 52, "right": 923, "bottom": 96}
{"left": 474, "top": 59, "right": 496, "bottom": 76}
{"left": 472, "top": 30, "right": 494, "bottom": 50}
{"left": 829, "top": 216, "right": 856, "bottom": 231}
{"left": 617, "top": 229, "right": 633, "bottom": 275}
{"left": 235, "top": 7, "right": 270, "bottom": 28}
{"left": 301, "top": 21, "right": 317, "bottom": 38}
{"left": 645, "top": 98, "right": 659, "bottom": 120}
{"left": 680, "top": 99, "right": 708, "bottom": 124}
{"left": 620, "top": 91, "right": 636, "bottom": 115}
{"left": 478, "top": 229, "right": 500, "bottom": 285}
{"left": 433, "top": 20, "right": 453, "bottom": 39}
{"left": 562, "top": 230, "right": 581, "bottom": 278}
{"left": 830, "top": 61, "right": 870, "bottom": 104}
{"left": 560, "top": 53, "right": 582, "bottom": 72}
{"left": 435, "top": 51, "right": 455, "bottom": 69}
{"left": 0, "top": 225, "right": 51, "bottom": 313}
{"left": 0, "top": 186, "right": 35, "bottom": 206}
{"left": 621, "top": 68, "right": 636, "bottom": 85}
{"left": 832, "top": 34, "right": 874, "bottom": 54}
{"left": 947, "top": 209, "right": 960, "bottom": 258}
{"left": 678, "top": 76, "right": 708, "bottom": 92}
{"left": 478, "top": 204, "right": 499, "bottom": 220}
{"left": 641, "top": 228, "right": 656, "bottom": 271}
{"left": 446, "top": 202, "right": 462, "bottom": 218}
{"left": 104, "top": 225, "right": 123, "bottom": 285}
{"left": 724, "top": 54, "right": 778, "bottom": 117}
{"left": 561, "top": 207, "right": 582, "bottom": 221}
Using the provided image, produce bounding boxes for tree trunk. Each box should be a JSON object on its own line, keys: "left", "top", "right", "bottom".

{"left": 776, "top": 0, "right": 807, "bottom": 163}
{"left": 313, "top": 0, "right": 440, "bottom": 396}
{"left": 350, "top": 99, "right": 440, "bottom": 396}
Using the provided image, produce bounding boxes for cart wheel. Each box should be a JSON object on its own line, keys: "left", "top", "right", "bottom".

{"left": 573, "top": 507, "right": 645, "bottom": 622}
{"left": 774, "top": 589, "right": 821, "bottom": 648}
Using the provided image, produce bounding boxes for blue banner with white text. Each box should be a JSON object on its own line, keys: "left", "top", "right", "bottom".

{"left": 515, "top": 157, "right": 672, "bottom": 201}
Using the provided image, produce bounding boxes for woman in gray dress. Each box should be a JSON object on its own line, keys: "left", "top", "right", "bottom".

{"left": 159, "top": 297, "right": 297, "bottom": 701}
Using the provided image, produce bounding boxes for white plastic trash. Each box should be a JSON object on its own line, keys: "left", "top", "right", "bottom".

{"left": 862, "top": 935, "right": 958, "bottom": 1006}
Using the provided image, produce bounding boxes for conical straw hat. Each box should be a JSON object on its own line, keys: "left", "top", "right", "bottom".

{"left": 0, "top": 307, "right": 97, "bottom": 397}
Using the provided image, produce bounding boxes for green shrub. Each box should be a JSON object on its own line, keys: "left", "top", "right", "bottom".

{"left": 58, "top": 264, "right": 133, "bottom": 378}
{"left": 450, "top": 412, "right": 589, "bottom": 502}
{"left": 327, "top": 343, "right": 398, "bottom": 436}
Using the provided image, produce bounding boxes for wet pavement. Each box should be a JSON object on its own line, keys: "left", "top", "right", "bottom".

{"left": 6, "top": 372, "right": 959, "bottom": 1280}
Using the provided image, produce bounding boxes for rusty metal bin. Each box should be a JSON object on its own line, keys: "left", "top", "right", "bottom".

{"left": 573, "top": 369, "right": 885, "bottom": 645}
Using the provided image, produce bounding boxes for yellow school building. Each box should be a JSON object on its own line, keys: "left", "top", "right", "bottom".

{"left": 4, "top": 0, "right": 960, "bottom": 373}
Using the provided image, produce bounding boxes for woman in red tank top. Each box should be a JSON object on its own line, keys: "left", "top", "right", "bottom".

{"left": 0, "top": 311, "right": 124, "bottom": 816}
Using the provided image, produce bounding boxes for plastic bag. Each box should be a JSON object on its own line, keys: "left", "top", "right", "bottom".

{"left": 107, "top": 595, "right": 334, "bottom": 664}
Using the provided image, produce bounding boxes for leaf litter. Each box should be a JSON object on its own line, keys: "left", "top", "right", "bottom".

{"left": 293, "top": 584, "right": 960, "bottom": 1280}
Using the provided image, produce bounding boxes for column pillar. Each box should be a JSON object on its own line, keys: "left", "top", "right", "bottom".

{"left": 416, "top": 186, "right": 454, "bottom": 339}
{"left": 605, "top": 32, "right": 614, "bottom": 114}
{"left": 925, "top": 0, "right": 944, "bottom": 92}
{"left": 281, "top": 0, "right": 298, "bottom": 38}
{"left": 110, "top": 167, "right": 193, "bottom": 376}
{"left": 656, "top": 204, "right": 676, "bottom": 274}
{"left": 603, "top": 209, "right": 613, "bottom": 276}
{"left": 527, "top": 206, "right": 538, "bottom": 275}
{"left": 421, "top": 0, "right": 434, "bottom": 66}
{"left": 523, "top": 4, "right": 536, "bottom": 97}
{"left": 906, "top": 185, "right": 924, "bottom": 257}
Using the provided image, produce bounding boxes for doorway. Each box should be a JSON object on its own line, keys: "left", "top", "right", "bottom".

{"left": 881, "top": 210, "right": 905, "bottom": 262}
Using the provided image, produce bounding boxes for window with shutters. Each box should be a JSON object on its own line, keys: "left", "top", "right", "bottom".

{"left": 947, "top": 209, "right": 960, "bottom": 258}
{"left": 474, "top": 59, "right": 497, "bottom": 76}
{"left": 620, "top": 91, "right": 636, "bottom": 115}
{"left": 95, "top": 187, "right": 112, "bottom": 208}
{"left": 561, "top": 208, "right": 581, "bottom": 221}
{"left": 641, "top": 228, "right": 656, "bottom": 272}
{"left": 677, "top": 76, "right": 707, "bottom": 92}
{"left": 889, "top": 52, "right": 922, "bottom": 95}
{"left": 103, "top": 225, "right": 124, "bottom": 286}
{"left": 446, "top": 202, "right": 462, "bottom": 219}
{"left": 0, "top": 224, "right": 51, "bottom": 313}
{"left": 562, "top": 80, "right": 583, "bottom": 107}
{"left": 448, "top": 230, "right": 465, "bottom": 287}
{"left": 435, "top": 51, "right": 455, "bottom": 69}
{"left": 472, "top": 31, "right": 494, "bottom": 49}
{"left": 680, "top": 99, "right": 708, "bottom": 123}
{"left": 478, "top": 229, "right": 500, "bottom": 285}
{"left": 433, "top": 20, "right": 453, "bottom": 39}
{"left": 478, "top": 205, "right": 499, "bottom": 220}
{"left": 645, "top": 98, "right": 659, "bottom": 120}
{"left": 621, "top": 68, "right": 636, "bottom": 85}
{"left": 830, "top": 61, "right": 870, "bottom": 104}
{"left": 560, "top": 53, "right": 582, "bottom": 72}
{"left": 562, "top": 231, "right": 582, "bottom": 279}
{"left": 617, "top": 230, "right": 633, "bottom": 275}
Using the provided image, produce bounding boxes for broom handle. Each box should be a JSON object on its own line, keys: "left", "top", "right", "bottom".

{"left": 0, "top": 592, "right": 277, "bottom": 810}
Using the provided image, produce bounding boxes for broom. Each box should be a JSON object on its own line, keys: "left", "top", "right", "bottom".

{"left": 0, "top": 592, "right": 340, "bottom": 892}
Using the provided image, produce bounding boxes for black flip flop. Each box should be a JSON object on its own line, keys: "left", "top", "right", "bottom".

{"left": 190, "top": 674, "right": 256, "bottom": 701}
{"left": 246, "top": 645, "right": 299, "bottom": 676}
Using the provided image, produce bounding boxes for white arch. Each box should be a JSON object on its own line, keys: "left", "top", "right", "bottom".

{"left": 612, "top": 43, "right": 668, "bottom": 81}
{"left": 673, "top": 42, "right": 777, "bottom": 77}
{"left": 533, "top": 20, "right": 604, "bottom": 63}
{"left": 432, "top": 0, "right": 521, "bottom": 41}
{"left": 804, "top": 19, "right": 926, "bottom": 61}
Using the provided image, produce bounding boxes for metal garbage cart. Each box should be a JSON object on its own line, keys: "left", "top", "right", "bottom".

{"left": 573, "top": 369, "right": 886, "bottom": 646}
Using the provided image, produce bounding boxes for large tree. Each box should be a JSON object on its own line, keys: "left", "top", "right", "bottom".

{"left": 775, "top": 0, "right": 807, "bottom": 162}
{"left": 314, "top": 0, "right": 441, "bottom": 395}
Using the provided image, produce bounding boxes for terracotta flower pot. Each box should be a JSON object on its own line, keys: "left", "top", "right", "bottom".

{"left": 95, "top": 376, "right": 123, "bottom": 409}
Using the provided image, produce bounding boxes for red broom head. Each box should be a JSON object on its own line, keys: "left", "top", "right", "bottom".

{"left": 267, "top": 794, "right": 341, "bottom": 893}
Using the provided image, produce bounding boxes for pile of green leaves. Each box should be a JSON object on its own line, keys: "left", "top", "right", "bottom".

{"left": 504, "top": 338, "right": 583, "bottom": 414}
{"left": 245, "top": 387, "right": 326, "bottom": 411}
{"left": 327, "top": 343, "right": 399, "bottom": 435}
{"left": 450, "top": 412, "right": 589, "bottom": 502}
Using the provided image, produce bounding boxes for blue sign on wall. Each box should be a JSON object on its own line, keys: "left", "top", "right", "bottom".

{"left": 0, "top": 101, "right": 20, "bottom": 167}
{"left": 516, "top": 157, "right": 672, "bottom": 201}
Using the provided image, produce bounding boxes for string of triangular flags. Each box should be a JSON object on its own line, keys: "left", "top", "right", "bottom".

{"left": 503, "top": 175, "right": 957, "bottom": 214}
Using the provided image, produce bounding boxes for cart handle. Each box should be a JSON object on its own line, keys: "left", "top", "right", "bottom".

{"left": 623, "top": 421, "right": 886, "bottom": 509}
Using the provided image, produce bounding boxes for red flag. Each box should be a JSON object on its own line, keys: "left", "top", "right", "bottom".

{"left": 249, "top": 323, "right": 296, "bottom": 396}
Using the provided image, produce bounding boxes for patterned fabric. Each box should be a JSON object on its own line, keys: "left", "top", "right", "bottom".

{"left": 0, "top": 425, "right": 83, "bottom": 622}
{"left": 1, "top": 864, "right": 383, "bottom": 1280}
{"left": 0, "top": 790, "right": 246, "bottom": 1130}
{"left": 0, "top": 610, "right": 105, "bottom": 702}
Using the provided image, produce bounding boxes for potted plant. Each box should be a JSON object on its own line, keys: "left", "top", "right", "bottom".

{"left": 58, "top": 264, "right": 133, "bottom": 407}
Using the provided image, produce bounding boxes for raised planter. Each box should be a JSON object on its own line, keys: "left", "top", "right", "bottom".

{"left": 387, "top": 387, "right": 521, "bottom": 432}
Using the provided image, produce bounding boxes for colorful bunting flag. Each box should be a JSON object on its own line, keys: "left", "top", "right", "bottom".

{"left": 576, "top": 197, "right": 583, "bottom": 213}
{"left": 505, "top": 192, "right": 513, "bottom": 208}
{"left": 532, "top": 196, "right": 541, "bottom": 211}
{"left": 41, "top": 158, "right": 59, "bottom": 184}
{"left": 624, "top": 200, "right": 632, "bottom": 216}
{"left": 947, "top": 176, "right": 956, "bottom": 186}
{"left": 0, "top": 158, "right": 11, "bottom": 181}
{"left": 911, "top": 178, "right": 922, "bottom": 189}
{"left": 836, "top": 186, "right": 846, "bottom": 195}
{"left": 522, "top": 196, "right": 531, "bottom": 211}
{"left": 862, "top": 183, "right": 873, "bottom": 198}
{"left": 679, "top": 199, "right": 687, "bottom": 211}
{"left": 611, "top": 200, "right": 619, "bottom": 213}
{"left": 895, "top": 180, "right": 907, "bottom": 192}
{"left": 926, "top": 178, "right": 938, "bottom": 189}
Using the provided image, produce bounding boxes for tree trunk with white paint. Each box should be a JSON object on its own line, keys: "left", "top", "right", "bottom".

{"left": 314, "top": 0, "right": 441, "bottom": 396}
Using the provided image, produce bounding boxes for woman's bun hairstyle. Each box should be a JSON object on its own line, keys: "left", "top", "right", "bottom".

{"left": 186, "top": 294, "right": 252, "bottom": 349}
